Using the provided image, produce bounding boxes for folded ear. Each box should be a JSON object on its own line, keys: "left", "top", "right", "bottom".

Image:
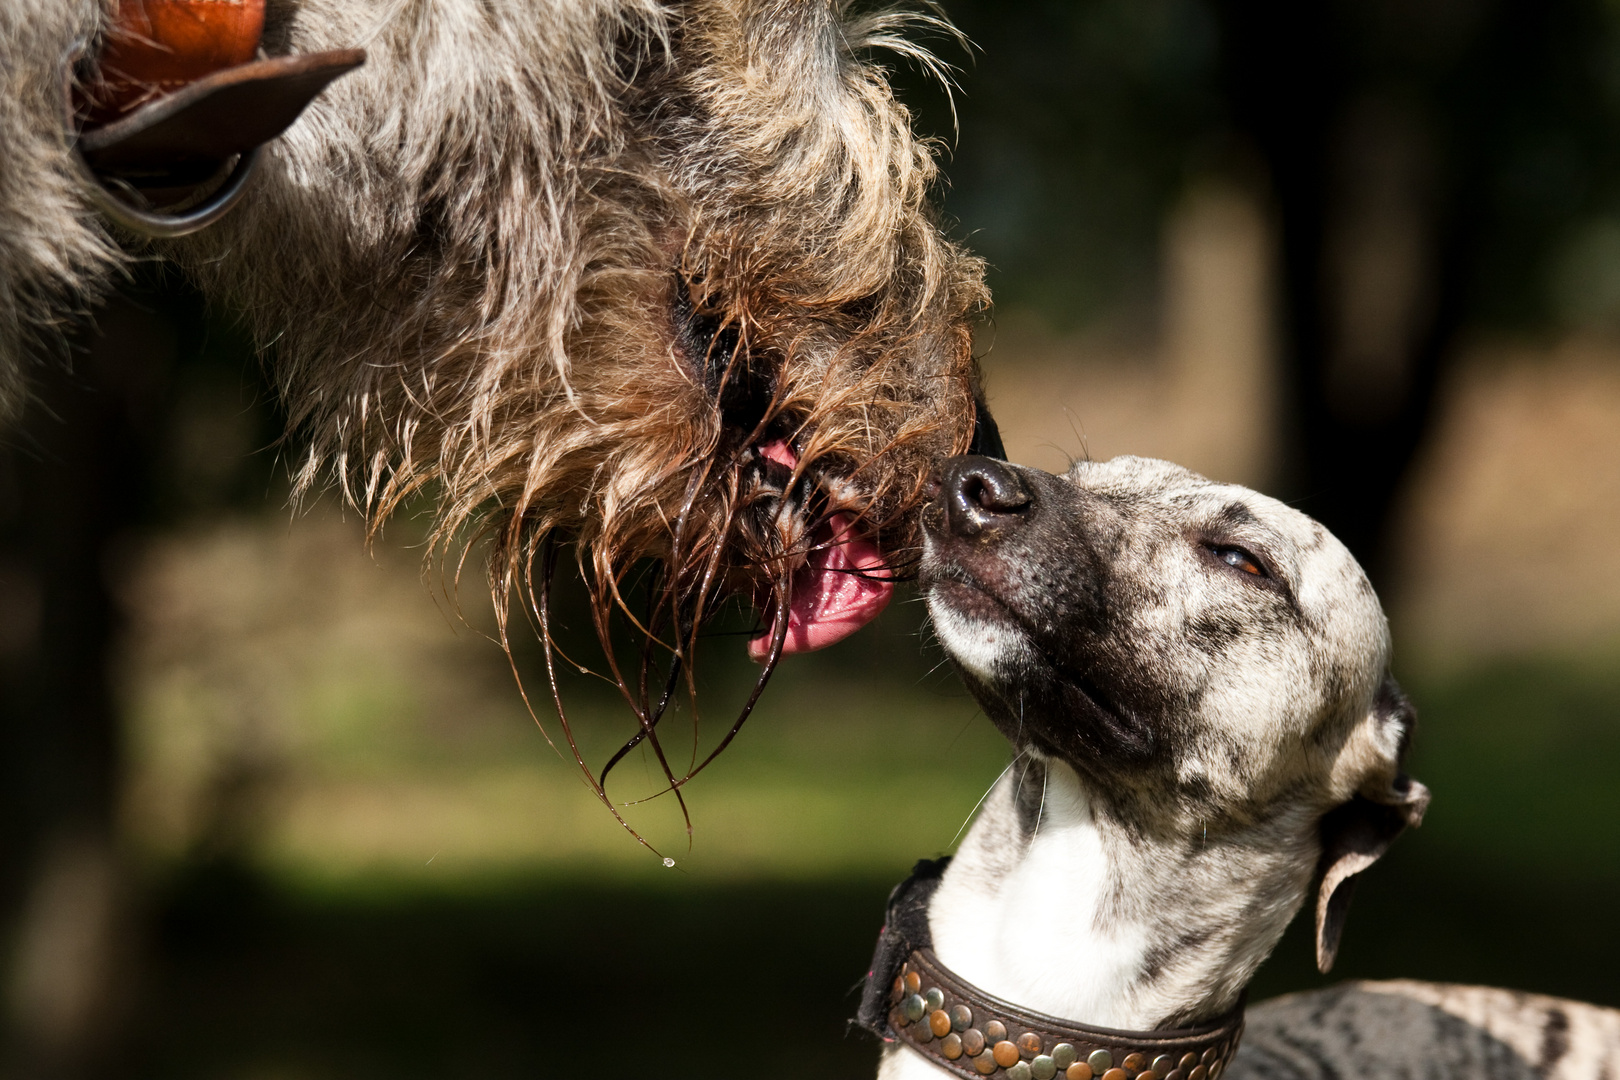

{"left": 1314, "top": 677, "right": 1430, "bottom": 973}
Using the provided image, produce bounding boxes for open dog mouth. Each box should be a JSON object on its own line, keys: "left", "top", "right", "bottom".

{"left": 676, "top": 282, "right": 896, "bottom": 660}
{"left": 532, "top": 274, "right": 965, "bottom": 855}
{"left": 745, "top": 438, "right": 895, "bottom": 661}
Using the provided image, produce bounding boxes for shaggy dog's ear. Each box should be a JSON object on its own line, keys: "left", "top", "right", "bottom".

{"left": 1314, "top": 676, "right": 1430, "bottom": 973}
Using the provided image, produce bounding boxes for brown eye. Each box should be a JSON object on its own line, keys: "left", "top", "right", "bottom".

{"left": 1211, "top": 545, "right": 1266, "bottom": 577}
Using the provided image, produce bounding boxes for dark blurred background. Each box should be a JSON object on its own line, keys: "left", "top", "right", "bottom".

{"left": 6, "top": 0, "right": 1620, "bottom": 1075}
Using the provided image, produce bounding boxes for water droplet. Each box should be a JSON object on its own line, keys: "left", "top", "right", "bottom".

{"left": 662, "top": 857, "right": 676, "bottom": 867}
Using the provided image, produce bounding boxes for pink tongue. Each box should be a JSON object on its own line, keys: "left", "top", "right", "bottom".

{"left": 748, "top": 443, "right": 895, "bottom": 662}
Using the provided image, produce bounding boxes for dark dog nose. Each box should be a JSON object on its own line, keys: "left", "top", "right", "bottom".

{"left": 941, "top": 455, "right": 1032, "bottom": 538}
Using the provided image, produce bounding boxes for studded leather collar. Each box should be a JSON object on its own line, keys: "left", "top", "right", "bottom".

{"left": 856, "top": 860, "right": 1245, "bottom": 1080}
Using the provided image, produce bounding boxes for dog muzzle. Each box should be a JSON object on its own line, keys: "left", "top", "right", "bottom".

{"left": 855, "top": 861, "right": 1246, "bottom": 1080}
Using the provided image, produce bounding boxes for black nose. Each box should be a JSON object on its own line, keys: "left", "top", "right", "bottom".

{"left": 941, "top": 455, "right": 1032, "bottom": 538}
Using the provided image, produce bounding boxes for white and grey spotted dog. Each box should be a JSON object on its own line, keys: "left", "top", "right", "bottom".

{"left": 882, "top": 454, "right": 1620, "bottom": 1080}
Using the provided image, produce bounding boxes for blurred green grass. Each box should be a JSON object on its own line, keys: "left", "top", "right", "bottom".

{"left": 1398, "top": 649, "right": 1620, "bottom": 878}
{"left": 120, "top": 551, "right": 1016, "bottom": 884}
{"left": 122, "top": 625, "right": 1620, "bottom": 1078}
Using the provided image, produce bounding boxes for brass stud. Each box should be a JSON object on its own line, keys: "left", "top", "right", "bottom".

{"left": 1101, "top": 1069, "right": 1128, "bottom": 1080}
{"left": 904, "top": 971, "right": 921, "bottom": 995}
{"left": 1018, "top": 1033, "right": 1043, "bottom": 1058}
{"left": 1032, "top": 1054, "right": 1058, "bottom": 1080}
{"left": 1153, "top": 1055, "right": 1176, "bottom": 1075}
{"left": 1065, "top": 1066, "right": 1093, "bottom": 1080}
{"left": 951, "top": 1005, "right": 973, "bottom": 1031}
{"left": 891, "top": 976, "right": 904, "bottom": 1000}
{"left": 1008, "top": 1063, "right": 1033, "bottom": 1080}
{"left": 901, "top": 995, "right": 926, "bottom": 1023}
{"left": 993, "top": 1041, "right": 1022, "bottom": 1069}
{"left": 925, "top": 987, "right": 946, "bottom": 1011}
{"left": 962, "top": 1029, "right": 986, "bottom": 1057}
{"left": 915, "top": 1017, "right": 935, "bottom": 1044}
{"left": 1051, "top": 1044, "right": 1078, "bottom": 1070}
{"left": 1087, "top": 1050, "right": 1113, "bottom": 1073}
{"left": 1188, "top": 1066, "right": 1207, "bottom": 1080}
{"left": 1179, "top": 1054, "right": 1198, "bottom": 1072}
{"left": 973, "top": 1050, "right": 999, "bottom": 1076}
{"left": 1201, "top": 1049, "right": 1218, "bottom": 1067}
{"left": 930, "top": 1010, "right": 953, "bottom": 1038}
{"left": 942, "top": 1034, "right": 965, "bottom": 1061}
{"left": 987, "top": 1020, "right": 1008, "bottom": 1043}
{"left": 1123, "top": 1053, "right": 1146, "bottom": 1072}
{"left": 1165, "top": 1071, "right": 1185, "bottom": 1080}
{"left": 1138, "top": 1072, "right": 1159, "bottom": 1080}
{"left": 1210, "top": 1061, "right": 1224, "bottom": 1080}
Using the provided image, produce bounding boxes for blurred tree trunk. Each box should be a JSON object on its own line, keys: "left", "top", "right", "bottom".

{"left": 1205, "top": 0, "right": 1555, "bottom": 592}
{"left": 0, "top": 294, "right": 173, "bottom": 1078}
{"left": 1211, "top": 0, "right": 1484, "bottom": 588}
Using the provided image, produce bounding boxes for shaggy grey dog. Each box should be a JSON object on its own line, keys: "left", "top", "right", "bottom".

{"left": 2, "top": 0, "right": 991, "bottom": 821}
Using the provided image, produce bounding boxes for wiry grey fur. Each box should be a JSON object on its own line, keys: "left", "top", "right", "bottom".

{"left": 7, "top": 0, "right": 983, "bottom": 527}
{"left": 2, "top": 0, "right": 989, "bottom": 809}
{"left": 0, "top": 0, "right": 118, "bottom": 414}
{"left": 885, "top": 454, "right": 1620, "bottom": 1080}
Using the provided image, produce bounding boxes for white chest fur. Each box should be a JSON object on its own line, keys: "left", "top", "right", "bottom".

{"left": 879, "top": 766, "right": 1154, "bottom": 1080}
{"left": 878, "top": 760, "right": 1303, "bottom": 1080}
{"left": 930, "top": 766, "right": 1153, "bottom": 1029}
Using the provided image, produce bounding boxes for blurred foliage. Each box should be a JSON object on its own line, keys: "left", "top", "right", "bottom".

{"left": 891, "top": 0, "right": 1620, "bottom": 335}
{"left": 114, "top": 271, "right": 288, "bottom": 525}
{"left": 895, "top": 0, "right": 1225, "bottom": 329}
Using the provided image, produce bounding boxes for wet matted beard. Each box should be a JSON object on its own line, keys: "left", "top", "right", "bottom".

{"left": 6, "top": 0, "right": 993, "bottom": 848}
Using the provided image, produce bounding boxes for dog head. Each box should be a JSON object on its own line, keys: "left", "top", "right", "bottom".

{"left": 141, "top": 0, "right": 995, "bottom": 801}
{"left": 209, "top": 0, "right": 990, "bottom": 629}
{"left": 921, "top": 454, "right": 1428, "bottom": 972}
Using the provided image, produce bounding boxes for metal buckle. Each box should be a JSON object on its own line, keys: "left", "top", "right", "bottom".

{"left": 62, "top": 42, "right": 260, "bottom": 239}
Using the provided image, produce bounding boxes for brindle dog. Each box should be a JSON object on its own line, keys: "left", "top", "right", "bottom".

{"left": 2, "top": 0, "right": 993, "bottom": 826}
{"left": 886, "top": 454, "right": 1620, "bottom": 1080}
